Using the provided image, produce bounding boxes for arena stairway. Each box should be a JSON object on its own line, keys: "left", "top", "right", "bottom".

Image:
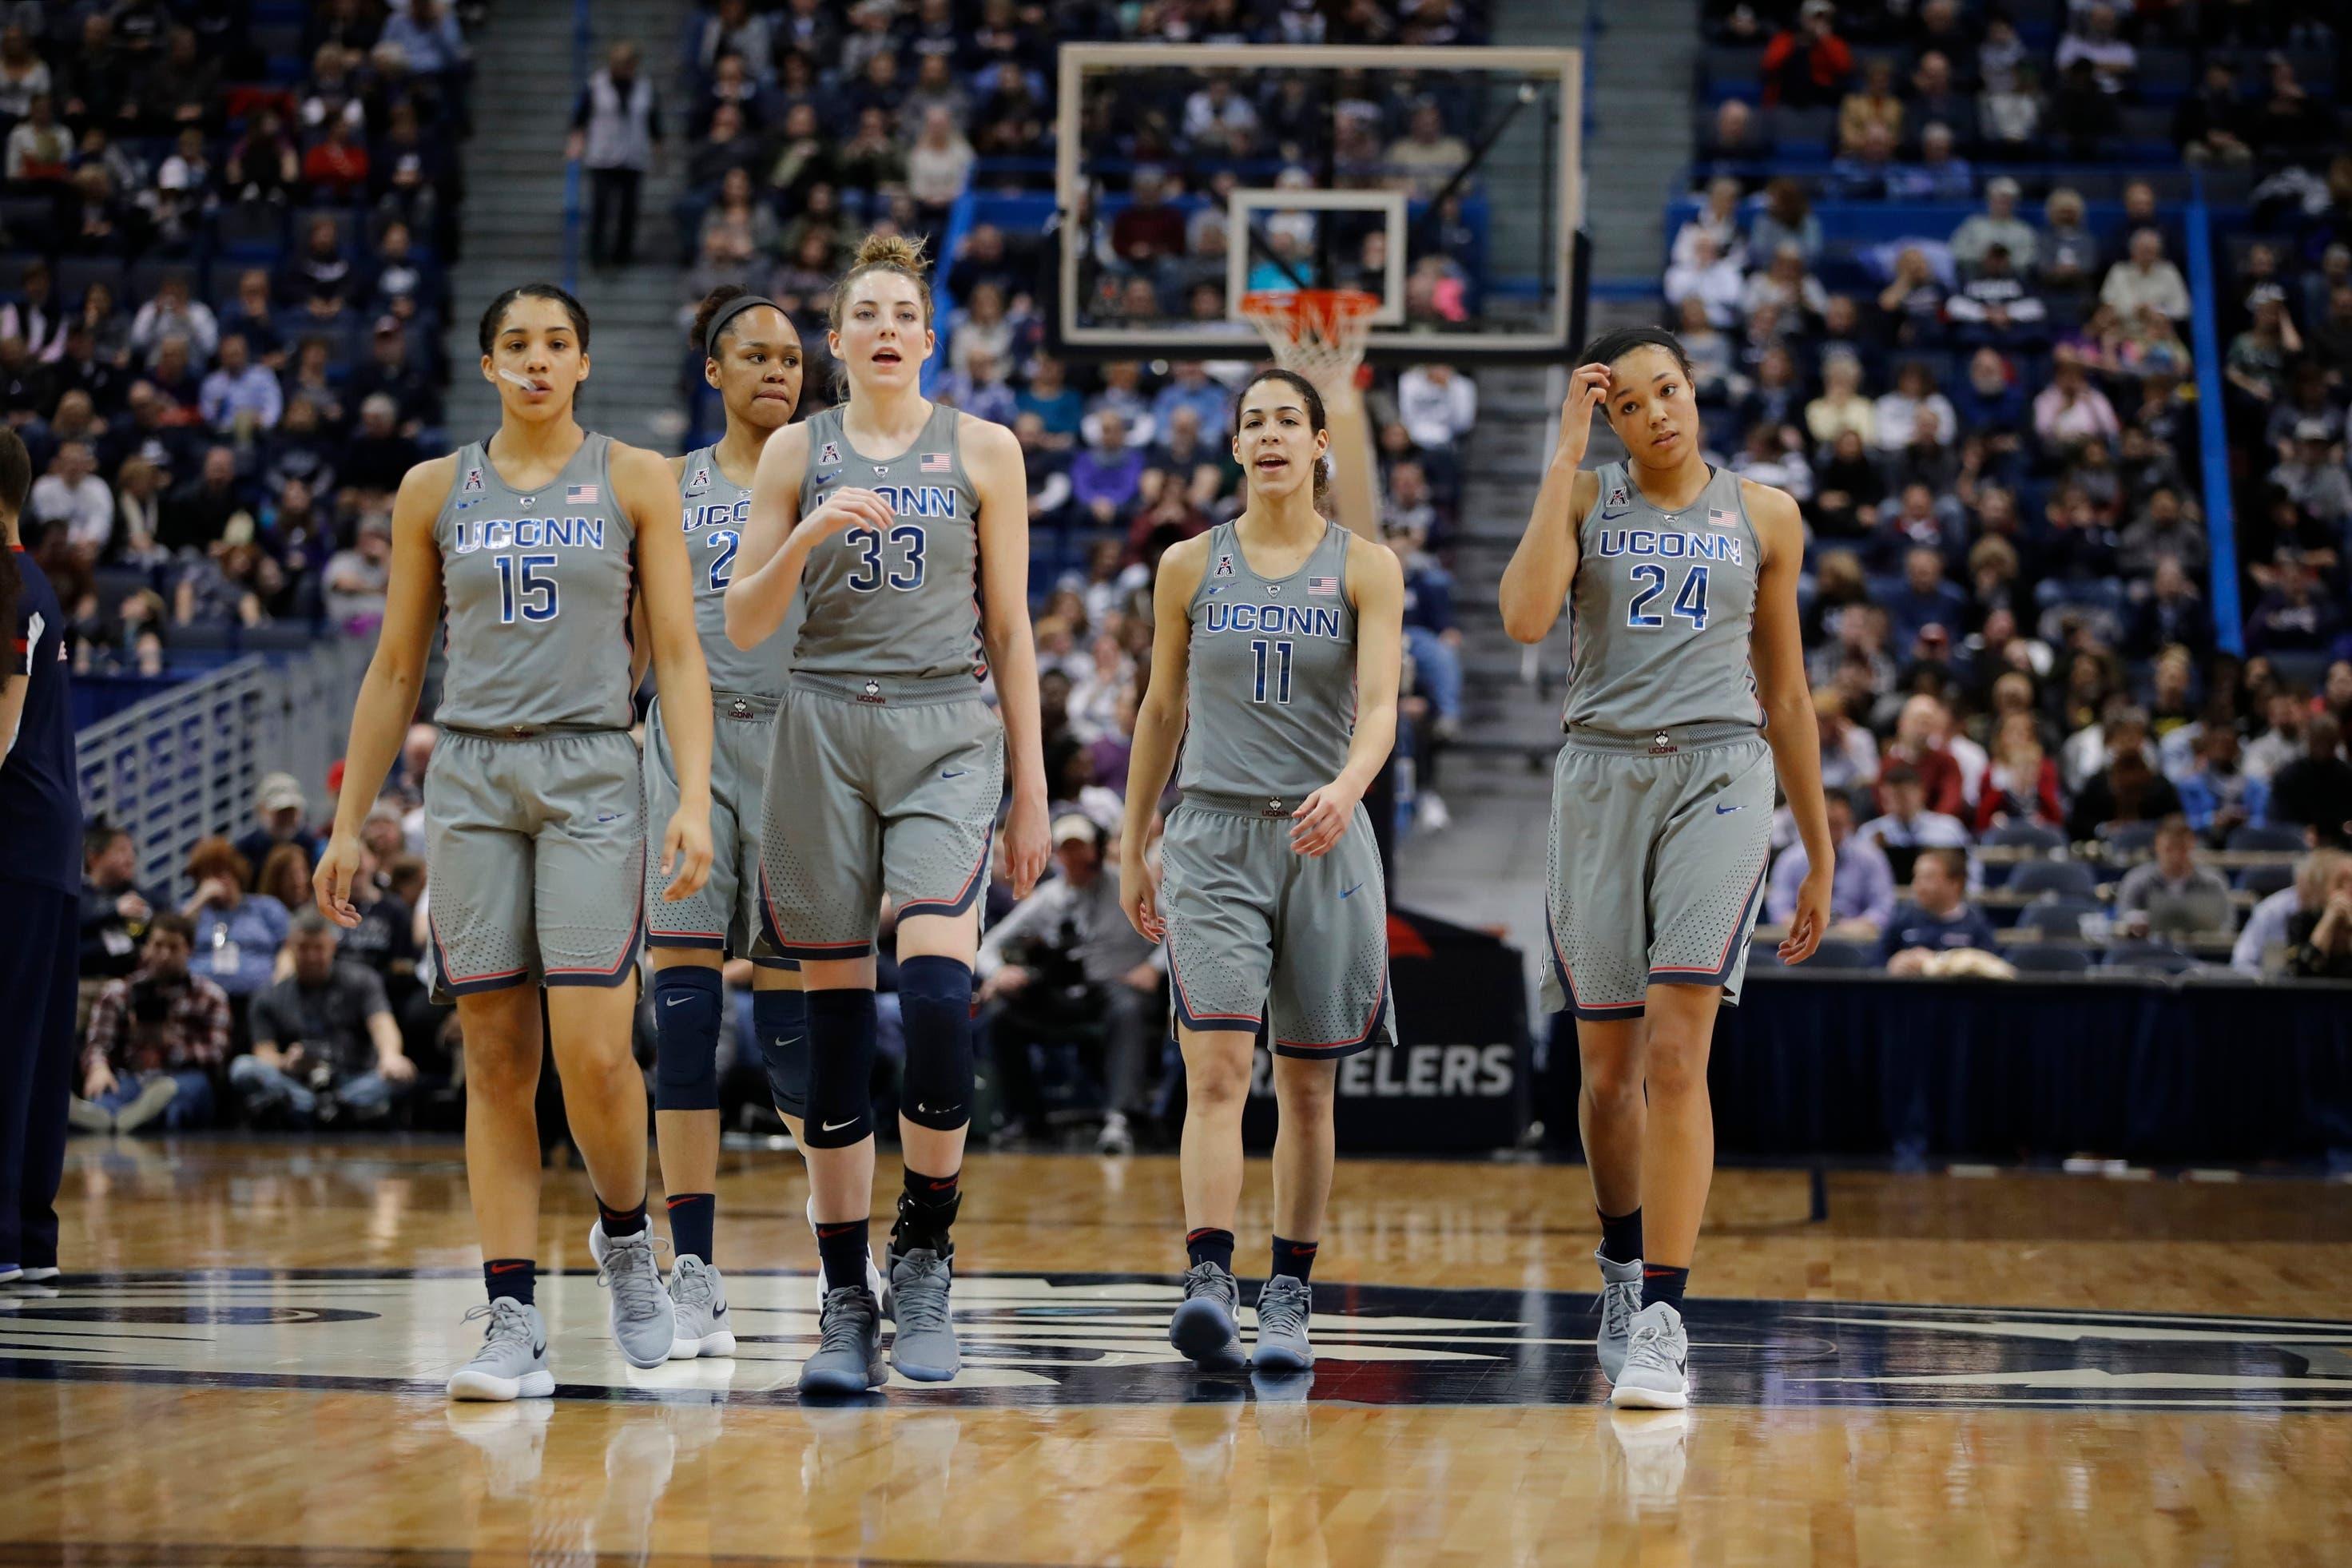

{"left": 440, "top": 0, "right": 693, "bottom": 453}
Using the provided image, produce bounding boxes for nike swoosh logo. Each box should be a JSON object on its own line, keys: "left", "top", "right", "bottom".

{"left": 822, "top": 1117, "right": 857, "bottom": 1132}
{"left": 1715, "top": 803, "right": 1744, "bottom": 815}
{"left": 663, "top": 996, "right": 688, "bottom": 1006}
{"left": 941, "top": 768, "right": 967, "bottom": 779}
{"left": 490, "top": 1262, "right": 530, "bottom": 1273}
{"left": 1340, "top": 883, "right": 1363, "bottom": 899}
{"left": 916, "top": 1103, "right": 963, "bottom": 1117}
{"left": 531, "top": 1342, "right": 546, "bottom": 1356}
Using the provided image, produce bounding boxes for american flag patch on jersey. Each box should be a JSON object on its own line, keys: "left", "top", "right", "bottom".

{"left": 1706, "top": 507, "right": 1735, "bottom": 528}
{"left": 1308, "top": 576, "right": 1339, "bottom": 596}
{"left": 566, "top": 484, "right": 600, "bottom": 505}
{"left": 920, "top": 451, "right": 952, "bottom": 473}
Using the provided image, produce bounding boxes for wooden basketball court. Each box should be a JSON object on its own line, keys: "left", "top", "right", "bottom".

{"left": 5, "top": 1139, "right": 2349, "bottom": 1566}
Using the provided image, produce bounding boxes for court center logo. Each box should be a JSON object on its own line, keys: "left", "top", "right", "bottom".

{"left": 6, "top": 1272, "right": 2349, "bottom": 1409}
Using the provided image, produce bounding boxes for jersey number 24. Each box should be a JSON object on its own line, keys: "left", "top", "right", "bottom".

{"left": 1627, "top": 563, "right": 1709, "bottom": 632}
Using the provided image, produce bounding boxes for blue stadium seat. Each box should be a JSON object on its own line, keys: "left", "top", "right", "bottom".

{"left": 1983, "top": 821, "right": 2065, "bottom": 853}
{"left": 0, "top": 250, "right": 38, "bottom": 295}
{"left": 2101, "top": 941, "right": 2197, "bottom": 976}
{"left": 2007, "top": 943, "right": 2092, "bottom": 975}
{"left": 214, "top": 200, "right": 288, "bottom": 262}
{"left": 54, "top": 256, "right": 125, "bottom": 304}
{"left": 2007, "top": 859, "right": 2101, "bottom": 901}
{"left": 2235, "top": 863, "right": 2294, "bottom": 898}
{"left": 2226, "top": 824, "right": 2305, "bottom": 853}
{"left": 1810, "top": 939, "right": 1877, "bottom": 969}
{"left": 2100, "top": 821, "right": 2160, "bottom": 859}
{"left": 2014, "top": 899, "right": 2105, "bottom": 938}
{"left": 1701, "top": 46, "right": 1764, "bottom": 98}
{"left": 127, "top": 256, "right": 202, "bottom": 307}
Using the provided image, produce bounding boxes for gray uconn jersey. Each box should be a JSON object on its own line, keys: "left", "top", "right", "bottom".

{"left": 1562, "top": 462, "right": 1763, "bottom": 734}
{"left": 433, "top": 432, "right": 636, "bottom": 732}
{"left": 794, "top": 402, "right": 986, "bottom": 682}
{"left": 1179, "top": 520, "right": 1358, "bottom": 796}
{"left": 680, "top": 446, "right": 793, "bottom": 696}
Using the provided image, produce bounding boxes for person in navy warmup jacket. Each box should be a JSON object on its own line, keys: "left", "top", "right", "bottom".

{"left": 0, "top": 427, "right": 83, "bottom": 1285}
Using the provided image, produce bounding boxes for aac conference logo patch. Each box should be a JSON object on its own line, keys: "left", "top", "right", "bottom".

{"left": 5, "top": 1273, "right": 2349, "bottom": 1411}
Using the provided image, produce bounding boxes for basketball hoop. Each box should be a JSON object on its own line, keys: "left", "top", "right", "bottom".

{"left": 1239, "top": 288, "right": 1380, "bottom": 389}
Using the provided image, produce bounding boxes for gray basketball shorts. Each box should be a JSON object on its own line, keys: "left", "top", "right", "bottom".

{"left": 757, "top": 673, "right": 1005, "bottom": 961}
{"left": 1541, "top": 724, "right": 1774, "bottom": 1021}
{"left": 644, "top": 692, "right": 793, "bottom": 969}
{"left": 1160, "top": 791, "right": 1397, "bottom": 1058}
{"left": 424, "top": 728, "right": 645, "bottom": 999}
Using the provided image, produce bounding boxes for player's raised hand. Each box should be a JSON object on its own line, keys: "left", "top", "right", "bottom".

{"left": 313, "top": 832, "right": 364, "bottom": 928}
{"left": 1778, "top": 861, "right": 1834, "bottom": 964}
{"left": 1553, "top": 363, "right": 1612, "bottom": 471}
{"left": 1290, "top": 780, "right": 1363, "bottom": 858}
{"left": 659, "top": 804, "right": 715, "bottom": 902}
{"left": 800, "top": 486, "right": 894, "bottom": 541}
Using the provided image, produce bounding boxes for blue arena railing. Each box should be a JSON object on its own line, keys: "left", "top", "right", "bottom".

{"left": 2183, "top": 169, "right": 2243, "bottom": 657}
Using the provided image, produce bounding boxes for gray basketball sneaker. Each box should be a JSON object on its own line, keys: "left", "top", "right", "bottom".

{"left": 666, "top": 1255, "right": 736, "bottom": 1359}
{"left": 1611, "top": 1301, "right": 1690, "bottom": 1409}
{"left": 1170, "top": 1261, "right": 1246, "bottom": 1370}
{"left": 1252, "top": 1275, "right": 1314, "bottom": 1373}
{"left": 1595, "top": 1249, "right": 1644, "bottom": 1383}
{"left": 588, "top": 1222, "right": 677, "bottom": 1369}
{"left": 886, "top": 1248, "right": 960, "bottom": 1381}
{"left": 799, "top": 1284, "right": 887, "bottom": 1396}
{"left": 447, "top": 1298, "right": 554, "bottom": 1401}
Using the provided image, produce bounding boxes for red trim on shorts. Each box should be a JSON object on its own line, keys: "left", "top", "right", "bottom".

{"left": 897, "top": 826, "right": 993, "bottom": 920}
{"left": 1648, "top": 861, "right": 1769, "bottom": 982}
{"left": 1273, "top": 970, "right": 1389, "bottom": 1052}
{"left": 544, "top": 851, "right": 647, "bottom": 984}
{"left": 427, "top": 911, "right": 530, "bottom": 994}
{"left": 1547, "top": 907, "right": 1645, "bottom": 1020}
{"left": 1168, "top": 951, "right": 1261, "bottom": 1032}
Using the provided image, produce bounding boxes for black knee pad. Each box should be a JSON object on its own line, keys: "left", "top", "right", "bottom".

{"left": 898, "top": 955, "right": 975, "bottom": 1131}
{"left": 651, "top": 967, "right": 723, "bottom": 1112}
{"left": 753, "top": 987, "right": 808, "bottom": 1120}
{"left": 802, "top": 988, "right": 877, "bottom": 1148}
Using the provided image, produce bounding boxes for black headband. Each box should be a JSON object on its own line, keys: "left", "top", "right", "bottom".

{"left": 703, "top": 293, "right": 781, "bottom": 354}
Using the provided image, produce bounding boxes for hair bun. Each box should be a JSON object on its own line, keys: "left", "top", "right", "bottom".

{"left": 851, "top": 232, "right": 929, "bottom": 277}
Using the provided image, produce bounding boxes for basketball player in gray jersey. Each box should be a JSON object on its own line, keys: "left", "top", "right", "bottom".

{"left": 633, "top": 285, "right": 810, "bottom": 1360}
{"left": 1501, "top": 327, "right": 1833, "bottom": 1410}
{"left": 1121, "top": 367, "right": 1404, "bottom": 1375}
{"left": 316, "top": 284, "right": 717, "bottom": 1399}
{"left": 725, "top": 235, "right": 1049, "bottom": 1397}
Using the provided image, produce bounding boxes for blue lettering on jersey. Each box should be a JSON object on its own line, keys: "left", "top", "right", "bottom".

{"left": 452, "top": 516, "right": 606, "bottom": 554}
{"left": 819, "top": 484, "right": 956, "bottom": 518}
{"left": 1202, "top": 602, "right": 1345, "bottom": 638}
{"left": 1593, "top": 529, "right": 1743, "bottom": 566}
{"left": 685, "top": 498, "right": 753, "bottom": 533}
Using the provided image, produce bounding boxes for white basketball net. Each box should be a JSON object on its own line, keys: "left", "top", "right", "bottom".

{"left": 1239, "top": 289, "right": 1380, "bottom": 387}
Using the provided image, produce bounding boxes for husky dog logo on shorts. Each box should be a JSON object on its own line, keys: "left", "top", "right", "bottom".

{"left": 685, "top": 465, "right": 711, "bottom": 495}
{"left": 819, "top": 441, "right": 840, "bottom": 466}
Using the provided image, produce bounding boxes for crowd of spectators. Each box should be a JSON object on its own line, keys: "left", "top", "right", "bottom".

{"left": 0, "top": 1, "right": 471, "bottom": 687}
{"left": 1679, "top": 1, "right": 2352, "bottom": 979}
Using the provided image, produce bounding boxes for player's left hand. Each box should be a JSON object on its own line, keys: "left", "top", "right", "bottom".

{"left": 1780, "top": 863, "right": 1834, "bottom": 964}
{"left": 659, "top": 807, "right": 714, "bottom": 902}
{"left": 1290, "top": 780, "right": 1362, "bottom": 858}
{"left": 1004, "top": 791, "right": 1051, "bottom": 899}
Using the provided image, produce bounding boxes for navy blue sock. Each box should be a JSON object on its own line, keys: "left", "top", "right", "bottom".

{"left": 598, "top": 1195, "right": 649, "bottom": 1238}
{"left": 894, "top": 1164, "right": 961, "bottom": 1256}
{"left": 1186, "top": 1227, "right": 1235, "bottom": 1273}
{"left": 667, "top": 1193, "right": 716, "bottom": 1264}
{"left": 753, "top": 986, "right": 808, "bottom": 1120}
{"left": 484, "top": 1258, "right": 536, "bottom": 1306}
{"left": 1271, "top": 1236, "right": 1318, "bottom": 1283}
{"left": 1643, "top": 1264, "right": 1689, "bottom": 1311}
{"left": 1599, "top": 1206, "right": 1643, "bottom": 1265}
{"left": 816, "top": 1217, "right": 873, "bottom": 1298}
